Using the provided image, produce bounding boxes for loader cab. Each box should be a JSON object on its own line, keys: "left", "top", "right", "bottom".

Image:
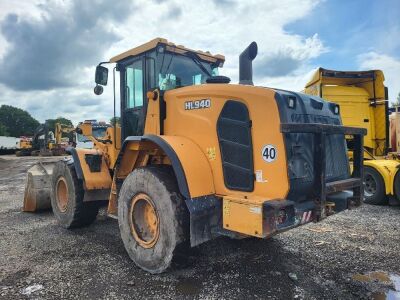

{"left": 95, "top": 38, "right": 225, "bottom": 140}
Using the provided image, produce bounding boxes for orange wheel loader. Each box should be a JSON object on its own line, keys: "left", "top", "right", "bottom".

{"left": 23, "top": 38, "right": 366, "bottom": 273}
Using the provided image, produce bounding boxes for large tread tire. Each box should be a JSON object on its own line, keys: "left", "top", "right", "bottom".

{"left": 118, "top": 166, "right": 189, "bottom": 274}
{"left": 51, "top": 161, "right": 99, "bottom": 228}
{"left": 363, "top": 166, "right": 388, "bottom": 205}
{"left": 392, "top": 170, "right": 400, "bottom": 205}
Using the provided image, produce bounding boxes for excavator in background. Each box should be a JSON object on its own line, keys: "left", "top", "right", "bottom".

{"left": 16, "top": 122, "right": 54, "bottom": 156}
{"left": 16, "top": 121, "right": 110, "bottom": 156}
{"left": 303, "top": 68, "right": 400, "bottom": 205}
{"left": 23, "top": 38, "right": 365, "bottom": 273}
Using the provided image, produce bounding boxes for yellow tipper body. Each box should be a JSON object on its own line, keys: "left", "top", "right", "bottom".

{"left": 304, "top": 68, "right": 387, "bottom": 156}
{"left": 304, "top": 68, "right": 400, "bottom": 205}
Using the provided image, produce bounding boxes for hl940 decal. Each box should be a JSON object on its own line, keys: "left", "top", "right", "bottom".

{"left": 185, "top": 99, "right": 211, "bottom": 110}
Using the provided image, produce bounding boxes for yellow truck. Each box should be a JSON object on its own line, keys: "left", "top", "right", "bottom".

{"left": 304, "top": 68, "right": 400, "bottom": 205}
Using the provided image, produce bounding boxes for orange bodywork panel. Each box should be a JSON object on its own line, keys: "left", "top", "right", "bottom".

{"left": 75, "top": 148, "right": 112, "bottom": 190}
{"left": 159, "top": 136, "right": 215, "bottom": 198}
{"left": 222, "top": 195, "right": 264, "bottom": 238}
{"left": 163, "top": 84, "right": 289, "bottom": 200}
{"left": 144, "top": 91, "right": 161, "bottom": 135}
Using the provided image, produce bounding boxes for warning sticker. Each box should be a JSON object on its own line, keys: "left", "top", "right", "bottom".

{"left": 255, "top": 170, "right": 268, "bottom": 183}
{"left": 249, "top": 206, "right": 261, "bottom": 214}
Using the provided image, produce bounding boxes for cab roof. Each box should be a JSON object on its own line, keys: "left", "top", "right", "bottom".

{"left": 109, "top": 37, "right": 225, "bottom": 65}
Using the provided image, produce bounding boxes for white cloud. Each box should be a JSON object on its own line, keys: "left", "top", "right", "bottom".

{"left": 0, "top": 0, "right": 325, "bottom": 124}
{"left": 358, "top": 52, "right": 400, "bottom": 102}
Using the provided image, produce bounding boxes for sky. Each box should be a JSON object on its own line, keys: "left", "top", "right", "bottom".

{"left": 0, "top": 0, "right": 399, "bottom": 125}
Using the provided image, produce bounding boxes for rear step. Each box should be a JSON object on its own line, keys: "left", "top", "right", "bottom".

{"left": 222, "top": 193, "right": 352, "bottom": 239}
{"left": 326, "top": 178, "right": 361, "bottom": 194}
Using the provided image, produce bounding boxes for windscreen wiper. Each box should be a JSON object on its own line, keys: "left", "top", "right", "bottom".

{"left": 186, "top": 52, "right": 212, "bottom": 77}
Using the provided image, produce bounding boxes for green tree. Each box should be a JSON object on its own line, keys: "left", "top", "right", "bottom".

{"left": 46, "top": 117, "right": 74, "bottom": 131}
{"left": 0, "top": 105, "right": 40, "bottom": 137}
{"left": 0, "top": 122, "right": 8, "bottom": 136}
{"left": 110, "top": 116, "right": 120, "bottom": 126}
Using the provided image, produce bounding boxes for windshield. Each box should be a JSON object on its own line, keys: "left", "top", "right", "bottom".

{"left": 155, "top": 51, "right": 219, "bottom": 91}
{"left": 76, "top": 127, "right": 107, "bottom": 143}
{"left": 77, "top": 133, "right": 90, "bottom": 143}
{"left": 92, "top": 127, "right": 107, "bottom": 139}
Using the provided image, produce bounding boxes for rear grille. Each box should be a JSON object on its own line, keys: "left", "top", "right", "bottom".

{"left": 217, "top": 100, "right": 254, "bottom": 191}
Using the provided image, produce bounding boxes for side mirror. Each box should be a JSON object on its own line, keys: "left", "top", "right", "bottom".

{"left": 95, "top": 65, "right": 108, "bottom": 86}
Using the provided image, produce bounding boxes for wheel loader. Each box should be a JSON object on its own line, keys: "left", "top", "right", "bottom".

{"left": 24, "top": 38, "right": 366, "bottom": 273}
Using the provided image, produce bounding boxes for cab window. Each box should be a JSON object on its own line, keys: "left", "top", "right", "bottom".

{"left": 125, "top": 60, "right": 143, "bottom": 108}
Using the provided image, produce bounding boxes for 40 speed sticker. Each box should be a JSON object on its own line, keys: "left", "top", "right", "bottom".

{"left": 261, "top": 144, "right": 277, "bottom": 163}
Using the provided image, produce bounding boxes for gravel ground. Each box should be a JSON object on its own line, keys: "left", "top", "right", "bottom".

{"left": 1, "top": 155, "right": 400, "bottom": 299}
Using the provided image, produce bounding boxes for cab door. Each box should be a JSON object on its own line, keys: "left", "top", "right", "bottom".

{"left": 120, "top": 57, "right": 146, "bottom": 139}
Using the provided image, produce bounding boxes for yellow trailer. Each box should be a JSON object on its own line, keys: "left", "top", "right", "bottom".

{"left": 304, "top": 68, "right": 399, "bottom": 205}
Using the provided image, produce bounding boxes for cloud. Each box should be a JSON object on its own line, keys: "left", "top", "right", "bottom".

{"left": 165, "top": 5, "right": 182, "bottom": 19}
{"left": 0, "top": 0, "right": 135, "bottom": 91}
{"left": 358, "top": 52, "right": 400, "bottom": 102}
{"left": 76, "top": 98, "right": 98, "bottom": 107}
{"left": 254, "top": 33, "right": 326, "bottom": 79}
{"left": 0, "top": 83, "right": 114, "bottom": 125}
{"left": 255, "top": 52, "right": 301, "bottom": 77}
{"left": 0, "top": 0, "right": 324, "bottom": 125}
{"left": 212, "top": 0, "right": 237, "bottom": 8}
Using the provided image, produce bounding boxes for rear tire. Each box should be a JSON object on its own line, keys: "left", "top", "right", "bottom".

{"left": 392, "top": 170, "right": 400, "bottom": 205}
{"left": 363, "top": 166, "right": 388, "bottom": 205}
{"left": 51, "top": 161, "right": 99, "bottom": 228}
{"left": 118, "top": 166, "right": 189, "bottom": 274}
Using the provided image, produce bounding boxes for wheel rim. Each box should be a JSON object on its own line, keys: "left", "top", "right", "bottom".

{"left": 56, "top": 177, "right": 69, "bottom": 212}
{"left": 129, "top": 193, "right": 159, "bottom": 248}
{"left": 364, "top": 174, "right": 376, "bottom": 197}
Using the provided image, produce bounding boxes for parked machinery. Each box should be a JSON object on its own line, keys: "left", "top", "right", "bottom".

{"left": 24, "top": 38, "right": 365, "bottom": 273}
{"left": 304, "top": 69, "right": 400, "bottom": 205}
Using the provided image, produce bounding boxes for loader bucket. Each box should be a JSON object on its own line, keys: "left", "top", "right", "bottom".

{"left": 23, "top": 161, "right": 55, "bottom": 212}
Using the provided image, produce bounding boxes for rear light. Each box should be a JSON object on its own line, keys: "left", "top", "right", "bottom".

{"left": 276, "top": 209, "right": 287, "bottom": 225}
{"left": 329, "top": 103, "right": 340, "bottom": 115}
{"left": 287, "top": 96, "right": 296, "bottom": 109}
{"left": 334, "top": 105, "right": 340, "bottom": 114}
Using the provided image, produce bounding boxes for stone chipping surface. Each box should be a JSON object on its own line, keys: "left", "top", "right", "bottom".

{"left": 0, "top": 155, "right": 400, "bottom": 299}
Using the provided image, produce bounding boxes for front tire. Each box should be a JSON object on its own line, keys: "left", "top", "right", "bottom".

{"left": 363, "top": 166, "right": 388, "bottom": 205}
{"left": 51, "top": 161, "right": 99, "bottom": 228}
{"left": 118, "top": 166, "right": 189, "bottom": 274}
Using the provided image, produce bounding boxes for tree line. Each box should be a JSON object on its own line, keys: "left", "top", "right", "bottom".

{"left": 0, "top": 105, "right": 73, "bottom": 137}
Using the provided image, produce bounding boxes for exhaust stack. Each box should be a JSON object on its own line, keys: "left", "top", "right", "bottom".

{"left": 239, "top": 41, "right": 258, "bottom": 85}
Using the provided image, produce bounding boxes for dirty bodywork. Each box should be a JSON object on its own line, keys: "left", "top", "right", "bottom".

{"left": 23, "top": 38, "right": 366, "bottom": 273}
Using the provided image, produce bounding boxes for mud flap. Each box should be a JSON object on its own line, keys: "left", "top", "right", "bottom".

{"left": 23, "top": 162, "right": 55, "bottom": 212}
{"left": 185, "top": 195, "right": 222, "bottom": 247}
